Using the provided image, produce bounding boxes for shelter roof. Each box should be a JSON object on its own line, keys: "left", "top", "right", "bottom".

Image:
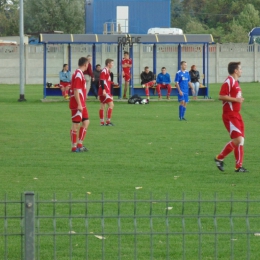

{"left": 39, "top": 34, "right": 214, "bottom": 44}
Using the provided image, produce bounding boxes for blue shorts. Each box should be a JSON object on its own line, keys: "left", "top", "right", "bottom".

{"left": 178, "top": 92, "right": 189, "bottom": 103}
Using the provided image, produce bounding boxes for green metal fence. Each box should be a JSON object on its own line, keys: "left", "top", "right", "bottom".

{"left": 1, "top": 192, "right": 260, "bottom": 259}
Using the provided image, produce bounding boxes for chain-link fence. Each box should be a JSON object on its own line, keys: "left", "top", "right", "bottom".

{"left": 1, "top": 192, "right": 260, "bottom": 259}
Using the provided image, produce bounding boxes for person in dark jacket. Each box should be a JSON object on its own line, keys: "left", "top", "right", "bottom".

{"left": 189, "top": 65, "right": 200, "bottom": 100}
{"left": 90, "top": 64, "right": 101, "bottom": 98}
{"left": 140, "top": 66, "right": 156, "bottom": 99}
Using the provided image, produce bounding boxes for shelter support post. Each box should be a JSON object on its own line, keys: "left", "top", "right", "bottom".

{"left": 43, "top": 43, "right": 47, "bottom": 98}
{"left": 206, "top": 43, "right": 209, "bottom": 97}
{"left": 68, "top": 44, "right": 72, "bottom": 71}
{"left": 118, "top": 44, "right": 123, "bottom": 99}
{"left": 153, "top": 44, "right": 157, "bottom": 76}
{"left": 92, "top": 44, "right": 96, "bottom": 68}
{"left": 178, "top": 44, "right": 181, "bottom": 70}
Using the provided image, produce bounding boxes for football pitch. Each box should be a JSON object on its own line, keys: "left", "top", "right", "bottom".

{"left": 1, "top": 83, "right": 260, "bottom": 259}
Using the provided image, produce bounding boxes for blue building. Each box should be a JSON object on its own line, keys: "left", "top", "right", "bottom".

{"left": 85, "top": 0, "right": 171, "bottom": 34}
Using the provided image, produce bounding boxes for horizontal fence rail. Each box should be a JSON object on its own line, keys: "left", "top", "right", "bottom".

{"left": 1, "top": 192, "right": 260, "bottom": 259}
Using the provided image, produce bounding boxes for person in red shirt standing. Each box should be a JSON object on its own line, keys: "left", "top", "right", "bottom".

{"left": 122, "top": 51, "right": 132, "bottom": 99}
{"left": 214, "top": 62, "right": 248, "bottom": 172}
{"left": 98, "top": 59, "right": 115, "bottom": 126}
{"left": 69, "top": 57, "right": 90, "bottom": 152}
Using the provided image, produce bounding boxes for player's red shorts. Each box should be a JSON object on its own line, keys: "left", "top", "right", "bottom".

{"left": 123, "top": 71, "right": 131, "bottom": 82}
{"left": 222, "top": 112, "right": 244, "bottom": 139}
{"left": 99, "top": 94, "right": 113, "bottom": 104}
{"left": 71, "top": 107, "right": 89, "bottom": 122}
{"left": 60, "top": 81, "right": 71, "bottom": 88}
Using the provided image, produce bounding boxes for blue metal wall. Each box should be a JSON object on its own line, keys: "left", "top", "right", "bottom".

{"left": 85, "top": 0, "right": 171, "bottom": 34}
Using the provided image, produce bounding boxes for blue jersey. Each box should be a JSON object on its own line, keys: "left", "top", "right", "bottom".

{"left": 156, "top": 72, "right": 171, "bottom": 84}
{"left": 175, "top": 70, "right": 190, "bottom": 93}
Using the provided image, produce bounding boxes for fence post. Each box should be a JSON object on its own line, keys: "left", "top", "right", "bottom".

{"left": 24, "top": 192, "right": 35, "bottom": 260}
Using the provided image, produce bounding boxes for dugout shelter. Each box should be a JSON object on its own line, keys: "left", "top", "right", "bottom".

{"left": 39, "top": 34, "right": 214, "bottom": 99}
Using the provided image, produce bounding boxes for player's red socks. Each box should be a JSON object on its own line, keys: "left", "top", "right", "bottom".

{"left": 234, "top": 144, "right": 244, "bottom": 168}
{"left": 217, "top": 141, "right": 236, "bottom": 160}
{"left": 78, "top": 127, "right": 86, "bottom": 143}
{"left": 99, "top": 109, "right": 104, "bottom": 124}
{"left": 106, "top": 107, "right": 113, "bottom": 124}
{"left": 70, "top": 130, "right": 77, "bottom": 150}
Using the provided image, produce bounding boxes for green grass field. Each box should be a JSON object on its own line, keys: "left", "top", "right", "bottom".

{"left": 1, "top": 83, "right": 260, "bottom": 259}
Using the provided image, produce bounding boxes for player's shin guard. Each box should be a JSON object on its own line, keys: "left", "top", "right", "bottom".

{"left": 70, "top": 130, "right": 77, "bottom": 148}
{"left": 78, "top": 127, "right": 87, "bottom": 147}
{"left": 99, "top": 109, "right": 104, "bottom": 124}
{"left": 234, "top": 139, "right": 244, "bottom": 168}
{"left": 217, "top": 141, "right": 236, "bottom": 160}
{"left": 106, "top": 107, "right": 113, "bottom": 123}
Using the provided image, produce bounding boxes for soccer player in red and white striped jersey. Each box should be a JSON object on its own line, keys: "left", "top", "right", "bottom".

{"left": 98, "top": 59, "right": 115, "bottom": 126}
{"left": 214, "top": 62, "right": 248, "bottom": 172}
{"left": 69, "top": 57, "right": 90, "bottom": 152}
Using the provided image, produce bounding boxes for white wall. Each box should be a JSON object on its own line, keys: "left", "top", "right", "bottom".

{"left": 0, "top": 43, "right": 259, "bottom": 85}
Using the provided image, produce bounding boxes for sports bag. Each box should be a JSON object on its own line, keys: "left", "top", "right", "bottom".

{"left": 128, "top": 94, "right": 143, "bottom": 104}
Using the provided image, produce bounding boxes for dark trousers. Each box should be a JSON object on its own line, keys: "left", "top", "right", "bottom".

{"left": 90, "top": 81, "right": 99, "bottom": 98}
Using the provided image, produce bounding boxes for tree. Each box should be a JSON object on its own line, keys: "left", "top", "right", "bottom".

{"left": 236, "top": 4, "right": 260, "bottom": 32}
{"left": 170, "top": 0, "right": 260, "bottom": 43}
{"left": 223, "top": 21, "right": 248, "bottom": 43}
{"left": 0, "top": 0, "right": 19, "bottom": 36}
{"left": 24, "top": 0, "right": 85, "bottom": 34}
{"left": 185, "top": 19, "right": 208, "bottom": 34}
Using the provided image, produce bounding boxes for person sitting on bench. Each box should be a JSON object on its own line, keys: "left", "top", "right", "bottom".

{"left": 59, "top": 64, "right": 71, "bottom": 100}
{"left": 140, "top": 66, "right": 156, "bottom": 100}
{"left": 189, "top": 65, "right": 200, "bottom": 100}
{"left": 156, "top": 67, "right": 172, "bottom": 100}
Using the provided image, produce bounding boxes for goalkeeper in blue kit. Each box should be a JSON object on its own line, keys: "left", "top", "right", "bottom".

{"left": 175, "top": 61, "right": 195, "bottom": 121}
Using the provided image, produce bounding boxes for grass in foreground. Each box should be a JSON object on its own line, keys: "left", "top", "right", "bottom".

{"left": 0, "top": 83, "right": 260, "bottom": 259}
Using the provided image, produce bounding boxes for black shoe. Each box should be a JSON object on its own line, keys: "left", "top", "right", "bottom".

{"left": 214, "top": 157, "right": 224, "bottom": 171}
{"left": 235, "top": 167, "right": 248, "bottom": 173}
{"left": 182, "top": 118, "right": 187, "bottom": 121}
{"left": 106, "top": 122, "right": 114, "bottom": 126}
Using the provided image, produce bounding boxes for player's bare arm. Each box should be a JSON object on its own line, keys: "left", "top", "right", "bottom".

{"left": 176, "top": 83, "right": 183, "bottom": 96}
{"left": 74, "top": 89, "right": 83, "bottom": 111}
{"left": 219, "top": 95, "right": 244, "bottom": 103}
